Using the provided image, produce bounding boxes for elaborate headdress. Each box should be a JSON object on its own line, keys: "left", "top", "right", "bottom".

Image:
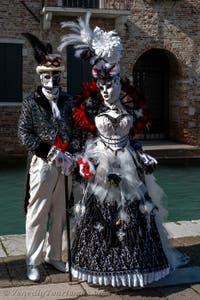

{"left": 59, "top": 14, "right": 149, "bottom": 135}
{"left": 58, "top": 12, "right": 122, "bottom": 81}
{"left": 22, "top": 33, "right": 65, "bottom": 74}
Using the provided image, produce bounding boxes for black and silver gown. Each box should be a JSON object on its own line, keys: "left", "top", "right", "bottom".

{"left": 71, "top": 107, "right": 187, "bottom": 287}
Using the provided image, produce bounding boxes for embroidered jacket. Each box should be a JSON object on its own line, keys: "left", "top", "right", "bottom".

{"left": 18, "top": 86, "right": 80, "bottom": 159}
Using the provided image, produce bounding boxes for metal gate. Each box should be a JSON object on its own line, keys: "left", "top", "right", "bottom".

{"left": 133, "top": 49, "right": 169, "bottom": 140}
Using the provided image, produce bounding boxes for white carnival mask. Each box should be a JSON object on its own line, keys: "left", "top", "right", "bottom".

{"left": 41, "top": 72, "right": 61, "bottom": 119}
{"left": 40, "top": 71, "right": 61, "bottom": 91}
{"left": 98, "top": 78, "right": 121, "bottom": 108}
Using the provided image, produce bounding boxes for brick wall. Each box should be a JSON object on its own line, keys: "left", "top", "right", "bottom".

{"left": 119, "top": 0, "right": 200, "bottom": 145}
{"left": 0, "top": 105, "right": 26, "bottom": 159}
{"left": 0, "top": 0, "right": 200, "bottom": 158}
{"left": 0, "top": 0, "right": 42, "bottom": 159}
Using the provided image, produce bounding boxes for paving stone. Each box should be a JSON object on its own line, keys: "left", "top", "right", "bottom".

{"left": 0, "top": 235, "right": 26, "bottom": 256}
{"left": 39, "top": 263, "right": 53, "bottom": 284}
{"left": 0, "top": 282, "right": 85, "bottom": 300}
{"left": 0, "top": 247, "right": 6, "bottom": 258}
{"left": 77, "top": 295, "right": 123, "bottom": 300}
{"left": 0, "top": 257, "right": 12, "bottom": 288}
{"left": 81, "top": 282, "right": 111, "bottom": 296}
{"left": 164, "top": 220, "right": 200, "bottom": 238}
{"left": 171, "top": 236, "right": 200, "bottom": 247}
{"left": 119, "top": 287, "right": 163, "bottom": 299}
{"left": 191, "top": 284, "right": 200, "bottom": 295}
{"left": 157, "top": 285, "right": 200, "bottom": 299}
{"left": 43, "top": 262, "right": 69, "bottom": 284}
{"left": 156, "top": 285, "right": 189, "bottom": 297}
{"left": 0, "top": 238, "right": 7, "bottom": 257}
{"left": 3, "top": 255, "right": 36, "bottom": 287}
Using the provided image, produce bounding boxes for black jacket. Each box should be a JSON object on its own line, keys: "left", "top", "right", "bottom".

{"left": 18, "top": 86, "right": 79, "bottom": 159}
{"left": 18, "top": 87, "right": 80, "bottom": 213}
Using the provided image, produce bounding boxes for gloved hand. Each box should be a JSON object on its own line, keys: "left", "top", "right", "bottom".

{"left": 47, "top": 146, "right": 62, "bottom": 166}
{"left": 61, "top": 151, "right": 74, "bottom": 176}
{"left": 76, "top": 155, "right": 95, "bottom": 179}
{"left": 47, "top": 146, "right": 73, "bottom": 176}
{"left": 136, "top": 150, "right": 157, "bottom": 174}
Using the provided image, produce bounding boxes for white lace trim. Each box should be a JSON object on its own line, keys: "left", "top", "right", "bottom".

{"left": 71, "top": 266, "right": 170, "bottom": 287}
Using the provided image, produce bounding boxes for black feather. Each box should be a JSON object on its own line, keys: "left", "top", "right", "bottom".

{"left": 22, "top": 33, "right": 53, "bottom": 64}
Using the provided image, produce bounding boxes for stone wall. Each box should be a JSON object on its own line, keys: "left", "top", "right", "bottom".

{"left": 0, "top": 0, "right": 200, "bottom": 158}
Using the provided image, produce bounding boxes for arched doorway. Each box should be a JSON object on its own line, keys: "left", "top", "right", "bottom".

{"left": 133, "top": 49, "right": 169, "bottom": 139}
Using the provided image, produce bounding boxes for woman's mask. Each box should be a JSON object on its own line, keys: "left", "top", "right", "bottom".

{"left": 98, "top": 78, "right": 121, "bottom": 108}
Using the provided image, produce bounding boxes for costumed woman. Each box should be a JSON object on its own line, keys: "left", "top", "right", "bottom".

{"left": 59, "top": 13, "right": 189, "bottom": 287}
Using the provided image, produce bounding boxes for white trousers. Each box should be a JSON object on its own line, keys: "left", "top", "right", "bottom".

{"left": 26, "top": 155, "right": 72, "bottom": 266}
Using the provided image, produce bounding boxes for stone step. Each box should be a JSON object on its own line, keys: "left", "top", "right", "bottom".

{"left": 142, "top": 140, "right": 200, "bottom": 159}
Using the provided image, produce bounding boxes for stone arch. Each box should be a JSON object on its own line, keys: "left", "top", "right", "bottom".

{"left": 133, "top": 48, "right": 180, "bottom": 140}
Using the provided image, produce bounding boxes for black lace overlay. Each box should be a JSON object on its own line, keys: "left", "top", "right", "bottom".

{"left": 72, "top": 195, "right": 169, "bottom": 275}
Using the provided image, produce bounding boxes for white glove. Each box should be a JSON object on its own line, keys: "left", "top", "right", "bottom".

{"left": 61, "top": 151, "right": 74, "bottom": 176}
{"left": 47, "top": 146, "right": 73, "bottom": 176}
{"left": 137, "top": 150, "right": 157, "bottom": 174}
{"left": 138, "top": 151, "right": 157, "bottom": 166}
{"left": 47, "top": 146, "right": 60, "bottom": 164}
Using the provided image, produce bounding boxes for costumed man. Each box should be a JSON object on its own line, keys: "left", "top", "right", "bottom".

{"left": 18, "top": 33, "right": 78, "bottom": 282}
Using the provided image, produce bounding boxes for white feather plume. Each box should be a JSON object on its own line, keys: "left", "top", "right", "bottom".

{"left": 58, "top": 12, "right": 122, "bottom": 66}
{"left": 58, "top": 12, "right": 93, "bottom": 55}
{"left": 92, "top": 26, "right": 122, "bottom": 64}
